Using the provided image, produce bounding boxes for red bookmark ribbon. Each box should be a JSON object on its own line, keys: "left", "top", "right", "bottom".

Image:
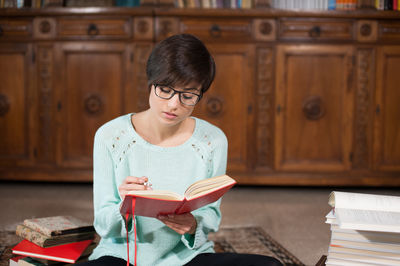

{"left": 125, "top": 197, "right": 137, "bottom": 266}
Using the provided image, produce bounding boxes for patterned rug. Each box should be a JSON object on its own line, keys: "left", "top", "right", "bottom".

{"left": 0, "top": 226, "right": 304, "bottom": 266}
{"left": 209, "top": 226, "right": 304, "bottom": 265}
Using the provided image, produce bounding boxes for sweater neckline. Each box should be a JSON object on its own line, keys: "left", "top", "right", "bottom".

{"left": 127, "top": 113, "right": 199, "bottom": 151}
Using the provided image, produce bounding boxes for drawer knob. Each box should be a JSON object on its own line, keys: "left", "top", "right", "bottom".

{"left": 309, "top": 26, "right": 321, "bottom": 38}
{"left": 137, "top": 19, "right": 149, "bottom": 34}
{"left": 259, "top": 21, "right": 272, "bottom": 35}
{"left": 360, "top": 24, "right": 372, "bottom": 37}
{"left": 302, "top": 95, "right": 325, "bottom": 120}
{"left": 87, "top": 24, "right": 99, "bottom": 36}
{"left": 209, "top": 24, "right": 222, "bottom": 38}
{"left": 39, "top": 20, "right": 51, "bottom": 34}
{"left": 0, "top": 94, "right": 10, "bottom": 117}
{"left": 84, "top": 94, "right": 103, "bottom": 115}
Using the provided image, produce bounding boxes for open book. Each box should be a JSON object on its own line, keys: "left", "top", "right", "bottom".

{"left": 328, "top": 191, "right": 400, "bottom": 233}
{"left": 120, "top": 175, "right": 236, "bottom": 218}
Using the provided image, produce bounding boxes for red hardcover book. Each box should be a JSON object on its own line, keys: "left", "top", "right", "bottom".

{"left": 120, "top": 175, "right": 236, "bottom": 217}
{"left": 12, "top": 239, "right": 93, "bottom": 264}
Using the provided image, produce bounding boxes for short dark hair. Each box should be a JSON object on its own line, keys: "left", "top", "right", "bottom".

{"left": 146, "top": 34, "right": 215, "bottom": 95}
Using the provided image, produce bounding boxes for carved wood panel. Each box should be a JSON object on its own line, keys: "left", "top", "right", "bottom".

{"left": 132, "top": 43, "right": 153, "bottom": 112}
{"left": 36, "top": 44, "right": 55, "bottom": 163}
{"left": 353, "top": 48, "right": 374, "bottom": 169}
{"left": 256, "top": 46, "right": 274, "bottom": 169}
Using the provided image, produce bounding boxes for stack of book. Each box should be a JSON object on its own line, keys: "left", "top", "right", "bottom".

{"left": 325, "top": 191, "right": 400, "bottom": 266}
{"left": 10, "top": 216, "right": 96, "bottom": 265}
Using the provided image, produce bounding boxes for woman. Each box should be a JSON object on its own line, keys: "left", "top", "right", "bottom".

{"left": 79, "top": 34, "right": 282, "bottom": 266}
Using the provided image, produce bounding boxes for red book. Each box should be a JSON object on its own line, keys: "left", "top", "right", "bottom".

{"left": 120, "top": 175, "right": 236, "bottom": 217}
{"left": 12, "top": 239, "right": 93, "bottom": 264}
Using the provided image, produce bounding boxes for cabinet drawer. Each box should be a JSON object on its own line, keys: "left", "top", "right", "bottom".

{"left": 379, "top": 21, "right": 400, "bottom": 42}
{"left": 58, "top": 18, "right": 131, "bottom": 39}
{"left": 279, "top": 19, "right": 354, "bottom": 41}
{"left": 180, "top": 18, "right": 253, "bottom": 42}
{"left": 0, "top": 19, "right": 32, "bottom": 40}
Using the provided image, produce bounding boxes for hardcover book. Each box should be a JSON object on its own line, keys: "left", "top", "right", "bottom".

{"left": 16, "top": 224, "right": 95, "bottom": 247}
{"left": 12, "top": 239, "right": 93, "bottom": 264}
{"left": 328, "top": 191, "right": 400, "bottom": 233}
{"left": 120, "top": 174, "right": 236, "bottom": 217}
{"left": 23, "top": 216, "right": 94, "bottom": 237}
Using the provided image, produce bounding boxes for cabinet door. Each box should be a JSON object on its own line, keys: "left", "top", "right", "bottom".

{"left": 0, "top": 43, "right": 34, "bottom": 167}
{"left": 54, "top": 42, "right": 133, "bottom": 168}
{"left": 374, "top": 46, "right": 400, "bottom": 171}
{"left": 192, "top": 44, "right": 255, "bottom": 172}
{"left": 275, "top": 45, "right": 354, "bottom": 171}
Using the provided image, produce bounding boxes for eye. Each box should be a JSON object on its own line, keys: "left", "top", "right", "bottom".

{"left": 182, "top": 93, "right": 195, "bottom": 100}
{"left": 159, "top": 86, "right": 172, "bottom": 94}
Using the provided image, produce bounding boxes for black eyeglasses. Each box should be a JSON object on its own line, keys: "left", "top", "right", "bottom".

{"left": 154, "top": 84, "right": 202, "bottom": 106}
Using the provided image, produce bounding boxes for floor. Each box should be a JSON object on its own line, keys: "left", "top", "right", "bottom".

{"left": 1, "top": 181, "right": 399, "bottom": 266}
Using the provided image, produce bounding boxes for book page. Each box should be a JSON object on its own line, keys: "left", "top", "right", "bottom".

{"left": 184, "top": 175, "right": 235, "bottom": 199}
{"left": 335, "top": 208, "right": 400, "bottom": 233}
{"left": 126, "top": 190, "right": 183, "bottom": 201}
{"left": 329, "top": 191, "right": 400, "bottom": 212}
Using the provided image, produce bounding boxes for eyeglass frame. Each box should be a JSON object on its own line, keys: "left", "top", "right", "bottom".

{"left": 153, "top": 84, "right": 203, "bottom": 106}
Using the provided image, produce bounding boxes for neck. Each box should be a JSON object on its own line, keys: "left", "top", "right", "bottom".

{"left": 143, "top": 110, "right": 191, "bottom": 146}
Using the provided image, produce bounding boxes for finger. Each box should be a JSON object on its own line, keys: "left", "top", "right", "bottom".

{"left": 160, "top": 220, "right": 188, "bottom": 235}
{"left": 121, "top": 183, "right": 148, "bottom": 190}
{"left": 124, "top": 176, "right": 148, "bottom": 184}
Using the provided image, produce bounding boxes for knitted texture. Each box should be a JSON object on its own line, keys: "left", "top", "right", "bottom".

{"left": 90, "top": 114, "right": 228, "bottom": 266}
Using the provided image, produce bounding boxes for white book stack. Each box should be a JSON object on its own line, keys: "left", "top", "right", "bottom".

{"left": 325, "top": 191, "right": 400, "bottom": 266}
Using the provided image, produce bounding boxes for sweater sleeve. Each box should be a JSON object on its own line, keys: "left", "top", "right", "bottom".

{"left": 92, "top": 129, "right": 129, "bottom": 239}
{"left": 181, "top": 129, "right": 228, "bottom": 249}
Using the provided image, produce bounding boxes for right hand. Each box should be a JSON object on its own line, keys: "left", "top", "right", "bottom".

{"left": 118, "top": 176, "right": 152, "bottom": 200}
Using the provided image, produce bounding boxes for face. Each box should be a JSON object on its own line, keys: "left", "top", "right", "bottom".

{"left": 148, "top": 83, "right": 202, "bottom": 127}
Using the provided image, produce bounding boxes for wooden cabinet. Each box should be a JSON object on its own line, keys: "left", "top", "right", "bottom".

{"left": 275, "top": 44, "right": 355, "bottom": 172}
{"left": 53, "top": 42, "right": 132, "bottom": 168}
{"left": 194, "top": 43, "right": 255, "bottom": 172}
{"left": 0, "top": 43, "right": 34, "bottom": 167}
{"left": 374, "top": 45, "right": 400, "bottom": 172}
{"left": 1, "top": 8, "right": 400, "bottom": 185}
{"left": 0, "top": 10, "right": 153, "bottom": 181}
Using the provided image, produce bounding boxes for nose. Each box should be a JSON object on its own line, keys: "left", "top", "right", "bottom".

{"left": 167, "top": 93, "right": 180, "bottom": 108}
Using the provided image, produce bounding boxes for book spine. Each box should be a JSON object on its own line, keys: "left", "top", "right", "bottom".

{"left": 328, "top": 0, "right": 336, "bottom": 9}
{"left": 16, "top": 224, "right": 48, "bottom": 247}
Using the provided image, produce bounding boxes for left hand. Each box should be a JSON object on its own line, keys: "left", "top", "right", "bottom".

{"left": 157, "top": 213, "right": 197, "bottom": 235}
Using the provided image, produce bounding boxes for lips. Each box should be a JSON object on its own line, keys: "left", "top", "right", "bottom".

{"left": 163, "top": 111, "right": 177, "bottom": 119}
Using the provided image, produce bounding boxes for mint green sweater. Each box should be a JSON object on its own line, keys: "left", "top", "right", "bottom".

{"left": 89, "top": 114, "right": 228, "bottom": 266}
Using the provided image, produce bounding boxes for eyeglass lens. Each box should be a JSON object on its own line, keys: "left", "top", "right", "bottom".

{"left": 155, "top": 85, "right": 200, "bottom": 106}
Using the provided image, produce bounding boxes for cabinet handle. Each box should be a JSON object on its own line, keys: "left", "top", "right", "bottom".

{"left": 276, "top": 104, "right": 281, "bottom": 114}
{"left": 309, "top": 26, "right": 321, "bottom": 38}
{"left": 376, "top": 104, "right": 380, "bottom": 115}
{"left": 209, "top": 24, "right": 222, "bottom": 38}
{"left": 87, "top": 23, "right": 99, "bottom": 36}
{"left": 0, "top": 25, "right": 3, "bottom": 37}
{"left": 0, "top": 94, "right": 10, "bottom": 116}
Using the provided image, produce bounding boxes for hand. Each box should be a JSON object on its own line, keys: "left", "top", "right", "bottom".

{"left": 157, "top": 213, "right": 197, "bottom": 235}
{"left": 118, "top": 176, "right": 152, "bottom": 200}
